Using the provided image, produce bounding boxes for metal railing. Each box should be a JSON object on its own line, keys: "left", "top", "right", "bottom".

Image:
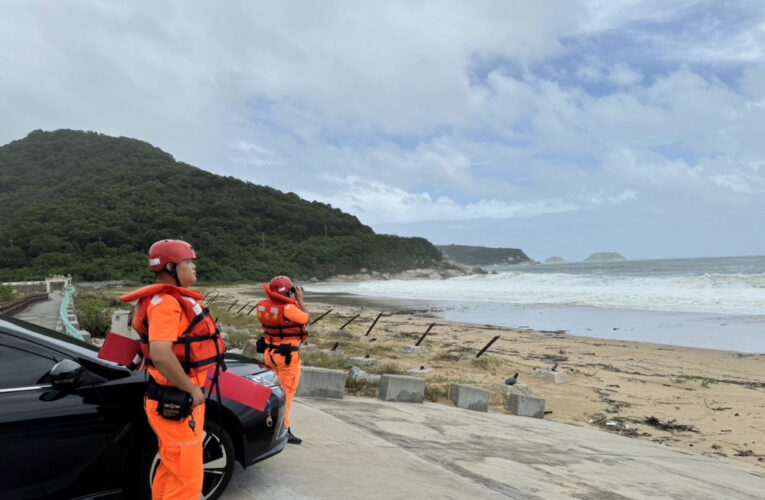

{"left": 59, "top": 285, "right": 84, "bottom": 341}
{"left": 0, "top": 293, "right": 49, "bottom": 316}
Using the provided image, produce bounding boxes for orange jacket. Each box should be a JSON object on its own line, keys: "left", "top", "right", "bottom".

{"left": 120, "top": 284, "right": 225, "bottom": 383}
{"left": 256, "top": 284, "right": 309, "bottom": 347}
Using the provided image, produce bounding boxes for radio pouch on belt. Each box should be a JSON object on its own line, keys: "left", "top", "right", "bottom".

{"left": 277, "top": 344, "right": 295, "bottom": 366}
{"left": 147, "top": 380, "right": 194, "bottom": 421}
{"left": 158, "top": 388, "right": 193, "bottom": 421}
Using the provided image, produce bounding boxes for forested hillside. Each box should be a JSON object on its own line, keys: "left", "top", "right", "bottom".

{"left": 0, "top": 130, "right": 442, "bottom": 282}
{"left": 436, "top": 244, "right": 532, "bottom": 266}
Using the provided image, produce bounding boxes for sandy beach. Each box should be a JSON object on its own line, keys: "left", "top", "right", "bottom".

{"left": 208, "top": 285, "right": 765, "bottom": 474}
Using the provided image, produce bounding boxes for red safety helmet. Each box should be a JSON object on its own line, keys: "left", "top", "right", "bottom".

{"left": 269, "top": 275, "right": 293, "bottom": 296}
{"left": 148, "top": 239, "right": 196, "bottom": 272}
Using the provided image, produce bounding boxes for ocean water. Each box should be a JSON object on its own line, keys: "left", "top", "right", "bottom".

{"left": 306, "top": 255, "right": 765, "bottom": 353}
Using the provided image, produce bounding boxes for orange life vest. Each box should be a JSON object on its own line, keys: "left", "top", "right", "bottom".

{"left": 256, "top": 284, "right": 308, "bottom": 345}
{"left": 120, "top": 284, "right": 225, "bottom": 376}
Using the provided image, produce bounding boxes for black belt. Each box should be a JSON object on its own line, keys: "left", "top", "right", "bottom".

{"left": 145, "top": 377, "right": 200, "bottom": 401}
{"left": 265, "top": 343, "right": 300, "bottom": 352}
{"left": 266, "top": 344, "right": 300, "bottom": 366}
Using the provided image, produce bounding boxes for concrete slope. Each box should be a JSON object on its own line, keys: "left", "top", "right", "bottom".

{"left": 223, "top": 396, "right": 764, "bottom": 500}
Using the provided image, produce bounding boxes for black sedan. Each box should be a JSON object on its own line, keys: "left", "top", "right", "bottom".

{"left": 0, "top": 316, "right": 288, "bottom": 500}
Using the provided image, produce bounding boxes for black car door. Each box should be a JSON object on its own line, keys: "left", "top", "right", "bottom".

{"left": 0, "top": 332, "right": 110, "bottom": 499}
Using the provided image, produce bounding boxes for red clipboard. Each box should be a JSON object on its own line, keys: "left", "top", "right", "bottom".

{"left": 98, "top": 332, "right": 141, "bottom": 367}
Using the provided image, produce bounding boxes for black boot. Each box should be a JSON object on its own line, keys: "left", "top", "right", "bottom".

{"left": 287, "top": 427, "right": 302, "bottom": 445}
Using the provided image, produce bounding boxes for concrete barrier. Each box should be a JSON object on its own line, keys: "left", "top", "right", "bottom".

{"left": 449, "top": 384, "right": 489, "bottom": 412}
{"left": 402, "top": 346, "right": 428, "bottom": 354}
{"left": 297, "top": 367, "right": 346, "bottom": 399}
{"left": 349, "top": 357, "right": 378, "bottom": 367}
{"left": 532, "top": 369, "right": 569, "bottom": 383}
{"left": 242, "top": 338, "right": 260, "bottom": 358}
{"left": 348, "top": 366, "right": 381, "bottom": 385}
{"left": 506, "top": 393, "right": 546, "bottom": 418}
{"left": 311, "top": 326, "right": 354, "bottom": 339}
{"left": 320, "top": 349, "right": 345, "bottom": 359}
{"left": 504, "top": 384, "right": 533, "bottom": 399}
{"left": 300, "top": 344, "right": 320, "bottom": 354}
{"left": 407, "top": 367, "right": 434, "bottom": 375}
{"left": 378, "top": 375, "right": 425, "bottom": 403}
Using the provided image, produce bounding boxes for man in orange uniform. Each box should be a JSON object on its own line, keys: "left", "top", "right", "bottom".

{"left": 121, "top": 240, "right": 224, "bottom": 500}
{"left": 256, "top": 275, "right": 309, "bottom": 444}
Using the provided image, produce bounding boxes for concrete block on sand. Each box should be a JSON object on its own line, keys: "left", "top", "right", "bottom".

{"left": 504, "top": 384, "right": 533, "bottom": 399}
{"left": 312, "top": 326, "right": 354, "bottom": 339}
{"left": 378, "top": 375, "right": 425, "bottom": 403}
{"left": 349, "top": 357, "right": 379, "bottom": 367}
{"left": 348, "top": 366, "right": 381, "bottom": 385}
{"left": 449, "top": 384, "right": 489, "bottom": 412}
{"left": 242, "top": 338, "right": 260, "bottom": 358}
{"left": 320, "top": 349, "right": 345, "bottom": 359}
{"left": 532, "top": 369, "right": 569, "bottom": 383}
{"left": 402, "top": 346, "right": 428, "bottom": 354}
{"left": 297, "top": 367, "right": 346, "bottom": 399}
{"left": 300, "top": 344, "right": 320, "bottom": 354}
{"left": 506, "top": 393, "right": 546, "bottom": 418}
{"left": 407, "top": 367, "right": 434, "bottom": 375}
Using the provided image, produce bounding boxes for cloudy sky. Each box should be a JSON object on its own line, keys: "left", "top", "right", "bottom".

{"left": 2, "top": 1, "right": 764, "bottom": 261}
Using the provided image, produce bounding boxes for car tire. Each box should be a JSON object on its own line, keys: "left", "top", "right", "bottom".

{"left": 200, "top": 420, "right": 236, "bottom": 500}
{"left": 140, "top": 419, "right": 236, "bottom": 500}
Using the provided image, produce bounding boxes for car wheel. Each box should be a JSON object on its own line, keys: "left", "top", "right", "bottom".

{"left": 143, "top": 420, "right": 236, "bottom": 500}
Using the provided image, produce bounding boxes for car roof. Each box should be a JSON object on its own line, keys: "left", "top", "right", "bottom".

{"left": 0, "top": 315, "right": 268, "bottom": 375}
{"left": 0, "top": 315, "right": 101, "bottom": 358}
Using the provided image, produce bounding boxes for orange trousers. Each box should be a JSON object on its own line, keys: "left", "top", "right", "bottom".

{"left": 145, "top": 398, "right": 205, "bottom": 500}
{"left": 264, "top": 349, "right": 301, "bottom": 429}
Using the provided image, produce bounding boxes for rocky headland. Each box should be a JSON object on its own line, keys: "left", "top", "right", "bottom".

{"left": 585, "top": 252, "right": 626, "bottom": 262}
{"left": 322, "top": 258, "right": 486, "bottom": 283}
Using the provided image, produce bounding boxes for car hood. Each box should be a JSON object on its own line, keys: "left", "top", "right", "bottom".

{"left": 223, "top": 353, "right": 270, "bottom": 377}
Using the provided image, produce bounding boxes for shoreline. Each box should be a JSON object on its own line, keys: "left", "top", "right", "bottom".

{"left": 211, "top": 284, "right": 765, "bottom": 473}
{"left": 302, "top": 290, "right": 765, "bottom": 354}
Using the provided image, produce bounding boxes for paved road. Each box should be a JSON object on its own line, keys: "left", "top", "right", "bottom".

{"left": 13, "top": 291, "right": 63, "bottom": 331}
{"left": 223, "top": 396, "right": 765, "bottom": 500}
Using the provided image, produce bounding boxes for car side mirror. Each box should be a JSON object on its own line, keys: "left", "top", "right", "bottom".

{"left": 49, "top": 359, "right": 83, "bottom": 391}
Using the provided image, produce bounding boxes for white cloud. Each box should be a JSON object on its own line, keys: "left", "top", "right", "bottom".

{"left": 608, "top": 64, "right": 643, "bottom": 86}
{"left": 2, "top": 1, "right": 765, "bottom": 258}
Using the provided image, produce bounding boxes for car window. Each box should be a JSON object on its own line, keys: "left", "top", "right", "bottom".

{"left": 0, "top": 343, "right": 57, "bottom": 389}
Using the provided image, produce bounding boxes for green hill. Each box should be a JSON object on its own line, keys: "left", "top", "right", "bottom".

{"left": 0, "top": 129, "right": 442, "bottom": 282}
{"left": 436, "top": 244, "right": 532, "bottom": 266}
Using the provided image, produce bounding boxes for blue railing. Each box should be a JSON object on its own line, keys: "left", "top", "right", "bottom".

{"left": 60, "top": 285, "right": 84, "bottom": 341}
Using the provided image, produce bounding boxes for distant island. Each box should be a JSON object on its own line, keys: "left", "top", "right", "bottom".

{"left": 585, "top": 252, "right": 626, "bottom": 262}
{"left": 436, "top": 244, "right": 533, "bottom": 266}
{"left": 544, "top": 256, "right": 566, "bottom": 263}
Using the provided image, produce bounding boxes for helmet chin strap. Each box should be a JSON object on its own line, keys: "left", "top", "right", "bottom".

{"left": 166, "top": 264, "right": 182, "bottom": 287}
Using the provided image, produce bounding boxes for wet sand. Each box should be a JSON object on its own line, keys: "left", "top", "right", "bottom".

{"left": 212, "top": 284, "right": 765, "bottom": 473}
